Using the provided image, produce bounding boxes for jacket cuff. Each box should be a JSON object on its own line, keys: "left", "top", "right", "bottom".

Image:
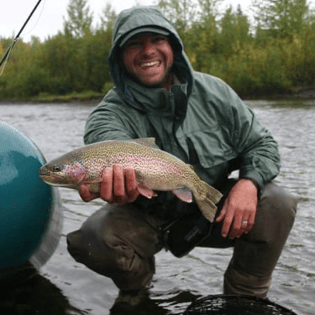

{"left": 239, "top": 170, "right": 264, "bottom": 197}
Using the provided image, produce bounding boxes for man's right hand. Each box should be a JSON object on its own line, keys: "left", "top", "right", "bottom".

{"left": 78, "top": 164, "right": 140, "bottom": 203}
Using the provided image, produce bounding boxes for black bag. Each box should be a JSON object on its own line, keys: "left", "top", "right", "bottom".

{"left": 159, "top": 211, "right": 213, "bottom": 258}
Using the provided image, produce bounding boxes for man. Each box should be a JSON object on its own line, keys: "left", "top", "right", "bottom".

{"left": 67, "top": 6, "right": 297, "bottom": 313}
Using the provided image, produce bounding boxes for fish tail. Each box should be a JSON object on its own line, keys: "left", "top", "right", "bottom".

{"left": 204, "top": 181, "right": 223, "bottom": 205}
{"left": 195, "top": 182, "right": 223, "bottom": 222}
{"left": 195, "top": 197, "right": 217, "bottom": 222}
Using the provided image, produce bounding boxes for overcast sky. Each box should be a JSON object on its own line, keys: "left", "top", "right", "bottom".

{"left": 1, "top": 0, "right": 255, "bottom": 42}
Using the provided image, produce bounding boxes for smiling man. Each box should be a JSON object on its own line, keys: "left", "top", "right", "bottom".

{"left": 67, "top": 6, "right": 298, "bottom": 313}
{"left": 121, "top": 32, "right": 174, "bottom": 89}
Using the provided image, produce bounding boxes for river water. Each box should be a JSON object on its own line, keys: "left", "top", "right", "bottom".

{"left": 0, "top": 99, "right": 314, "bottom": 315}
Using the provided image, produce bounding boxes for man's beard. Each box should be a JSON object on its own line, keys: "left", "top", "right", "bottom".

{"left": 125, "top": 66, "right": 174, "bottom": 90}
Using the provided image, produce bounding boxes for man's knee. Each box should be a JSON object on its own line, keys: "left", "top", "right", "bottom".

{"left": 261, "top": 182, "right": 297, "bottom": 224}
{"left": 66, "top": 208, "right": 122, "bottom": 276}
{"left": 250, "top": 182, "right": 297, "bottom": 243}
{"left": 66, "top": 204, "right": 160, "bottom": 290}
{"left": 224, "top": 183, "right": 298, "bottom": 297}
{"left": 261, "top": 182, "right": 297, "bottom": 215}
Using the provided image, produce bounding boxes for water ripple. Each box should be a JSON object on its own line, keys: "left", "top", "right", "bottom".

{"left": 0, "top": 102, "right": 314, "bottom": 315}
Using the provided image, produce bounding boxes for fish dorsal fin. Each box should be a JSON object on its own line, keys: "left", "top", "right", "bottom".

{"left": 133, "top": 138, "right": 159, "bottom": 149}
{"left": 188, "top": 164, "right": 194, "bottom": 170}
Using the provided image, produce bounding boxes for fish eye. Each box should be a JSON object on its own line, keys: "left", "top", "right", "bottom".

{"left": 53, "top": 165, "right": 62, "bottom": 172}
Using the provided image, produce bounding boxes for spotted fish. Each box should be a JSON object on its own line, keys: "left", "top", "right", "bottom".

{"left": 39, "top": 138, "right": 222, "bottom": 222}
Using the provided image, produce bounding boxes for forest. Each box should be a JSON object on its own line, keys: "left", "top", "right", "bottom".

{"left": 0, "top": 0, "right": 315, "bottom": 100}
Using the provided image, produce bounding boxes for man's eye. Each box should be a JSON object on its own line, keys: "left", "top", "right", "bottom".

{"left": 153, "top": 36, "right": 166, "bottom": 42}
{"left": 126, "top": 41, "right": 142, "bottom": 48}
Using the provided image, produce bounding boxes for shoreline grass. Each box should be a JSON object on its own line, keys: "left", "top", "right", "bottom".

{"left": 0, "top": 86, "right": 314, "bottom": 104}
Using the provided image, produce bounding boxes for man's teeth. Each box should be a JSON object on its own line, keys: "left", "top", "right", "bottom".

{"left": 141, "top": 61, "right": 159, "bottom": 67}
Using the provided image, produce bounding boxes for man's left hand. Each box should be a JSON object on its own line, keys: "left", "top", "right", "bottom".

{"left": 216, "top": 179, "right": 258, "bottom": 239}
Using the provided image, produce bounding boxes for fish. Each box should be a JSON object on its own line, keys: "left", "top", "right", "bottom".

{"left": 39, "top": 138, "right": 222, "bottom": 222}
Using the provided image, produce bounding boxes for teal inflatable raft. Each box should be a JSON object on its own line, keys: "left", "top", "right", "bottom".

{"left": 0, "top": 121, "right": 62, "bottom": 281}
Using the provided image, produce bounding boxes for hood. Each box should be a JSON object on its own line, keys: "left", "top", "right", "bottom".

{"left": 108, "top": 6, "right": 194, "bottom": 100}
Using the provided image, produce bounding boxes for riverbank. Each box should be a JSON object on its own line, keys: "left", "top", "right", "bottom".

{"left": 243, "top": 86, "right": 315, "bottom": 100}
{"left": 1, "top": 86, "right": 314, "bottom": 104}
{"left": 0, "top": 91, "right": 104, "bottom": 105}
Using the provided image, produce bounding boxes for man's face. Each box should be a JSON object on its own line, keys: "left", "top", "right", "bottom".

{"left": 121, "top": 32, "right": 174, "bottom": 89}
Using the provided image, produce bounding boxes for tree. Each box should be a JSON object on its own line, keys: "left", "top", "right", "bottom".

{"left": 64, "top": 0, "right": 93, "bottom": 37}
{"left": 197, "top": 0, "right": 223, "bottom": 23}
{"left": 157, "top": 0, "right": 197, "bottom": 36}
{"left": 251, "top": 0, "right": 310, "bottom": 38}
{"left": 219, "top": 5, "right": 251, "bottom": 57}
{"left": 100, "top": 2, "right": 117, "bottom": 31}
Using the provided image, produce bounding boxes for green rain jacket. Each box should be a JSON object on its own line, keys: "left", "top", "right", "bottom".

{"left": 84, "top": 6, "right": 280, "bottom": 198}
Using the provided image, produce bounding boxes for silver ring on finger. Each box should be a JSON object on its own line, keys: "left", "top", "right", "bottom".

{"left": 242, "top": 220, "right": 248, "bottom": 227}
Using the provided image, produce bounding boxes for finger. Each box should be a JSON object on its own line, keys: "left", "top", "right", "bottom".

{"left": 125, "top": 168, "right": 139, "bottom": 202}
{"left": 244, "top": 212, "right": 256, "bottom": 234}
{"left": 234, "top": 208, "right": 255, "bottom": 237}
{"left": 221, "top": 205, "right": 235, "bottom": 238}
{"left": 79, "top": 184, "right": 99, "bottom": 202}
{"left": 113, "top": 164, "right": 125, "bottom": 201}
{"left": 100, "top": 167, "right": 113, "bottom": 202}
{"left": 125, "top": 167, "right": 137, "bottom": 193}
{"left": 241, "top": 219, "right": 249, "bottom": 230}
{"left": 216, "top": 200, "right": 227, "bottom": 223}
{"left": 229, "top": 210, "right": 243, "bottom": 239}
{"left": 237, "top": 217, "right": 250, "bottom": 238}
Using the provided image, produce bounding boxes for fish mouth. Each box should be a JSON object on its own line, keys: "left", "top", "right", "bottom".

{"left": 38, "top": 171, "right": 50, "bottom": 180}
{"left": 38, "top": 170, "right": 53, "bottom": 180}
{"left": 38, "top": 172, "right": 69, "bottom": 186}
{"left": 38, "top": 167, "right": 50, "bottom": 176}
{"left": 39, "top": 174, "right": 59, "bottom": 185}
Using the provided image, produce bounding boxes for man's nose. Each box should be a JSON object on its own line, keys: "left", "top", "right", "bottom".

{"left": 141, "top": 39, "right": 155, "bottom": 55}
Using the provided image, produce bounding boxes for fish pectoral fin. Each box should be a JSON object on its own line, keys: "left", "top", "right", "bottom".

{"left": 172, "top": 188, "right": 193, "bottom": 203}
{"left": 137, "top": 182, "right": 158, "bottom": 199}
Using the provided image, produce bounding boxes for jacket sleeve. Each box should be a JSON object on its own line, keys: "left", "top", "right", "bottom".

{"left": 83, "top": 94, "right": 136, "bottom": 144}
{"left": 229, "top": 89, "right": 281, "bottom": 192}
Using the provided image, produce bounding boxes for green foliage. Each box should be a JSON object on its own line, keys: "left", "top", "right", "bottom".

{"left": 0, "top": 38, "right": 51, "bottom": 98}
{"left": 251, "top": 0, "right": 310, "bottom": 39}
{"left": 64, "top": 0, "right": 93, "bottom": 38}
{"left": 102, "top": 81, "right": 114, "bottom": 95}
{"left": 210, "top": 42, "right": 292, "bottom": 97}
{"left": 99, "top": 3, "right": 117, "bottom": 31}
{"left": 34, "top": 90, "right": 102, "bottom": 102}
{"left": 279, "top": 31, "right": 315, "bottom": 85}
{"left": 157, "top": 0, "right": 197, "bottom": 35}
{"left": 1, "top": 0, "right": 315, "bottom": 100}
{"left": 218, "top": 6, "right": 251, "bottom": 58}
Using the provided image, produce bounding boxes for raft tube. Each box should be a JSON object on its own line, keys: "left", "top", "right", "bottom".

{"left": 0, "top": 121, "right": 62, "bottom": 282}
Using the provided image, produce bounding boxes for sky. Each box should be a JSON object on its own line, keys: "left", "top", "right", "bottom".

{"left": 1, "top": 0, "right": 253, "bottom": 43}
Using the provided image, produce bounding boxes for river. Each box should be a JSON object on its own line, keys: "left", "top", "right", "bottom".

{"left": 0, "top": 99, "right": 314, "bottom": 315}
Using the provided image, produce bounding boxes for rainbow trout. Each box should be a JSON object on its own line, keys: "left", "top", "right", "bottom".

{"left": 39, "top": 138, "right": 222, "bottom": 222}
